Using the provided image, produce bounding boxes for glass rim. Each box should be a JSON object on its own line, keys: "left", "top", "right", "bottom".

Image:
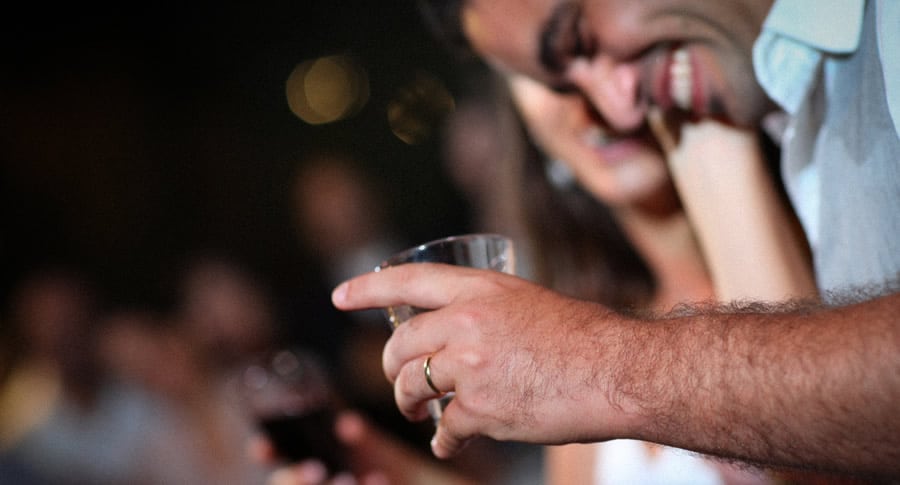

{"left": 377, "top": 233, "right": 513, "bottom": 269}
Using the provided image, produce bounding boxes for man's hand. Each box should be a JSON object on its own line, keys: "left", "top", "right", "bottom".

{"left": 332, "top": 263, "right": 640, "bottom": 458}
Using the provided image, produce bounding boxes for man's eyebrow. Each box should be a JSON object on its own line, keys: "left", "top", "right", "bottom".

{"left": 539, "top": 2, "right": 581, "bottom": 73}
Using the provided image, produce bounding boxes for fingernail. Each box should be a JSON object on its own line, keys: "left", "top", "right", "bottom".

{"left": 332, "top": 282, "right": 347, "bottom": 305}
{"left": 430, "top": 436, "right": 441, "bottom": 457}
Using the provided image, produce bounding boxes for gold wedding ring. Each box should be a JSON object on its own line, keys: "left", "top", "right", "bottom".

{"left": 424, "top": 354, "right": 442, "bottom": 395}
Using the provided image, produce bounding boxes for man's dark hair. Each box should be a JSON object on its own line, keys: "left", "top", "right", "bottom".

{"left": 416, "top": 0, "right": 476, "bottom": 60}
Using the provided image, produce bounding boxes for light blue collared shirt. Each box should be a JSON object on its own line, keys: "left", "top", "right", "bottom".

{"left": 752, "top": 0, "right": 900, "bottom": 292}
{"left": 754, "top": 0, "right": 899, "bottom": 135}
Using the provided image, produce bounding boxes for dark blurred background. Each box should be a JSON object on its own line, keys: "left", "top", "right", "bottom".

{"left": 0, "top": 0, "right": 476, "bottom": 308}
{"left": 0, "top": 5, "right": 542, "bottom": 482}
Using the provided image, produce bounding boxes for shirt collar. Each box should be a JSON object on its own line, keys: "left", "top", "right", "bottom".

{"left": 763, "top": 0, "right": 865, "bottom": 53}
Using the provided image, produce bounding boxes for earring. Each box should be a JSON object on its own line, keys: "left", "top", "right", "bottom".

{"left": 545, "top": 158, "right": 576, "bottom": 190}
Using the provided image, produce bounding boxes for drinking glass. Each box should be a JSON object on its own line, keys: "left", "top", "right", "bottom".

{"left": 238, "top": 347, "right": 347, "bottom": 473}
{"left": 376, "top": 233, "right": 516, "bottom": 420}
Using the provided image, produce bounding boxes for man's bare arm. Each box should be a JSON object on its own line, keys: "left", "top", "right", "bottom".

{"left": 615, "top": 290, "right": 900, "bottom": 478}
{"left": 336, "top": 265, "right": 899, "bottom": 477}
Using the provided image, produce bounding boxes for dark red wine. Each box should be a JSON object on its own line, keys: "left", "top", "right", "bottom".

{"left": 259, "top": 407, "right": 347, "bottom": 473}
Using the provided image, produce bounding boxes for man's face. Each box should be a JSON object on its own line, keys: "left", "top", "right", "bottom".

{"left": 461, "top": 0, "right": 776, "bottom": 133}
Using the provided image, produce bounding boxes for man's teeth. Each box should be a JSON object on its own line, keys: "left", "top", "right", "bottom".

{"left": 583, "top": 126, "right": 613, "bottom": 148}
{"left": 671, "top": 48, "right": 692, "bottom": 110}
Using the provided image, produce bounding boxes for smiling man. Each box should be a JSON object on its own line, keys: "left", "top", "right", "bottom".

{"left": 331, "top": 0, "right": 900, "bottom": 478}
{"left": 447, "top": 0, "right": 900, "bottom": 290}
{"left": 457, "top": 0, "right": 775, "bottom": 132}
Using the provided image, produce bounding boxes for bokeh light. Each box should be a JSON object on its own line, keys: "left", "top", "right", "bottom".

{"left": 286, "top": 54, "right": 370, "bottom": 125}
{"left": 387, "top": 70, "right": 455, "bottom": 145}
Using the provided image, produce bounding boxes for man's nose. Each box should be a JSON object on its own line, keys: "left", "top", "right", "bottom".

{"left": 568, "top": 56, "right": 646, "bottom": 133}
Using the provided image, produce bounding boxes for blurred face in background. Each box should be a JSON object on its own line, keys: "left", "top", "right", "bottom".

{"left": 291, "top": 156, "right": 383, "bottom": 258}
{"left": 508, "top": 74, "right": 671, "bottom": 208}
{"left": 461, "top": 0, "right": 774, "bottom": 133}
{"left": 179, "top": 259, "right": 273, "bottom": 365}
{"left": 13, "top": 270, "right": 95, "bottom": 362}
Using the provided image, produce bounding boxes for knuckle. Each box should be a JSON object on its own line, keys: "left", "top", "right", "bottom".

{"left": 453, "top": 308, "right": 480, "bottom": 331}
{"left": 459, "top": 348, "right": 486, "bottom": 371}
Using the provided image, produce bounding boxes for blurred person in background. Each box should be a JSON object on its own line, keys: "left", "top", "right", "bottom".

{"left": 290, "top": 148, "right": 406, "bottom": 298}
{"left": 0, "top": 265, "right": 165, "bottom": 485}
{"left": 132, "top": 252, "right": 276, "bottom": 484}
{"left": 86, "top": 252, "right": 277, "bottom": 484}
{"left": 439, "top": 71, "right": 524, "bottom": 239}
{"left": 287, "top": 149, "right": 438, "bottom": 450}
{"left": 173, "top": 252, "right": 275, "bottom": 368}
{"left": 437, "top": 70, "right": 538, "bottom": 285}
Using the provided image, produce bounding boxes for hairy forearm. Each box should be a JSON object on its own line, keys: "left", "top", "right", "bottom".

{"left": 610, "top": 291, "right": 900, "bottom": 478}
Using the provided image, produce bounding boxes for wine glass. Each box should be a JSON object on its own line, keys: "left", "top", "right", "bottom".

{"left": 238, "top": 347, "right": 347, "bottom": 473}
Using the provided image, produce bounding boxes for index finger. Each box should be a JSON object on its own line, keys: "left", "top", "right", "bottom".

{"left": 331, "top": 263, "right": 484, "bottom": 312}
